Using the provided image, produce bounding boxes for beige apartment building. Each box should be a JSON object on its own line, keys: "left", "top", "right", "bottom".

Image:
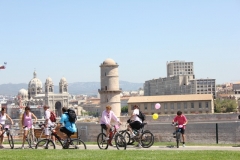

{"left": 144, "top": 60, "right": 216, "bottom": 98}
{"left": 127, "top": 94, "right": 214, "bottom": 115}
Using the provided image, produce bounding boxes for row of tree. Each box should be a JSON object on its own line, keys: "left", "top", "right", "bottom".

{"left": 214, "top": 99, "right": 238, "bottom": 113}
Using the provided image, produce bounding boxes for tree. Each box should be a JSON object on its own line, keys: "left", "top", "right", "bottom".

{"left": 121, "top": 106, "right": 128, "bottom": 113}
{"left": 214, "top": 99, "right": 238, "bottom": 113}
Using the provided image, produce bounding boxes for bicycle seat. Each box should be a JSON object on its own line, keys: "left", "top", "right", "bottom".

{"left": 140, "top": 123, "right": 147, "bottom": 128}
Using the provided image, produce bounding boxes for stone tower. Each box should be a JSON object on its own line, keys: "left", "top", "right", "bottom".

{"left": 98, "top": 58, "right": 121, "bottom": 117}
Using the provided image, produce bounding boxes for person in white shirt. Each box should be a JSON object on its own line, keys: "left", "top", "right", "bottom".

{"left": 0, "top": 107, "right": 14, "bottom": 149}
{"left": 100, "top": 106, "right": 122, "bottom": 140}
{"left": 43, "top": 105, "right": 55, "bottom": 143}
{"left": 127, "top": 105, "right": 142, "bottom": 138}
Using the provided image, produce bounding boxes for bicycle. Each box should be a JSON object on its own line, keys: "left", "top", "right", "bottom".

{"left": 0, "top": 124, "right": 14, "bottom": 149}
{"left": 35, "top": 125, "right": 86, "bottom": 150}
{"left": 119, "top": 122, "right": 154, "bottom": 148}
{"left": 97, "top": 124, "right": 127, "bottom": 150}
{"left": 25, "top": 126, "right": 37, "bottom": 148}
{"left": 172, "top": 123, "right": 185, "bottom": 148}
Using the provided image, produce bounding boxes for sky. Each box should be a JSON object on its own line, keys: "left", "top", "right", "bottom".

{"left": 0, "top": 0, "right": 239, "bottom": 84}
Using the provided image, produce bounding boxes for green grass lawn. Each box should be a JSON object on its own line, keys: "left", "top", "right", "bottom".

{"left": 0, "top": 150, "right": 240, "bottom": 160}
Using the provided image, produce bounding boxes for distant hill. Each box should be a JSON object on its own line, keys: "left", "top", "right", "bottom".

{"left": 0, "top": 81, "right": 143, "bottom": 96}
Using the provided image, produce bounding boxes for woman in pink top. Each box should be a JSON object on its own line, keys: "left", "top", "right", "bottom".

{"left": 100, "top": 106, "right": 122, "bottom": 141}
{"left": 172, "top": 111, "right": 188, "bottom": 147}
{"left": 20, "top": 106, "right": 37, "bottom": 149}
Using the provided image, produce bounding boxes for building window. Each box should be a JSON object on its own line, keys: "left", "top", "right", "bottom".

{"left": 184, "top": 103, "right": 187, "bottom": 110}
{"left": 151, "top": 104, "right": 155, "bottom": 110}
{"left": 205, "top": 102, "right": 209, "bottom": 108}
{"left": 171, "top": 103, "right": 174, "bottom": 110}
{"left": 177, "top": 103, "right": 181, "bottom": 110}
{"left": 164, "top": 103, "right": 167, "bottom": 110}
{"left": 144, "top": 104, "right": 148, "bottom": 110}
{"left": 199, "top": 102, "right": 202, "bottom": 108}
{"left": 191, "top": 102, "right": 194, "bottom": 109}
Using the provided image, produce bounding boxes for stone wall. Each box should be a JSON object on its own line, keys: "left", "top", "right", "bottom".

{"left": 76, "top": 113, "right": 240, "bottom": 144}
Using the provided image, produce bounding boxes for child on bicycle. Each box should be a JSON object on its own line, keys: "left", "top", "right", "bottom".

{"left": 20, "top": 106, "right": 38, "bottom": 149}
{"left": 172, "top": 111, "right": 188, "bottom": 147}
{"left": 100, "top": 106, "right": 122, "bottom": 145}
{"left": 0, "top": 107, "right": 14, "bottom": 149}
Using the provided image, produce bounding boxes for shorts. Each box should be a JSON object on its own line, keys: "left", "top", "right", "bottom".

{"left": 178, "top": 128, "right": 185, "bottom": 134}
{"left": 60, "top": 127, "right": 74, "bottom": 136}
{"left": 44, "top": 123, "right": 55, "bottom": 136}
{"left": 100, "top": 124, "right": 112, "bottom": 132}
{"left": 129, "top": 121, "right": 142, "bottom": 130}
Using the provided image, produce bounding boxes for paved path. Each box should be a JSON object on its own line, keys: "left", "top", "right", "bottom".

{"left": 2, "top": 144, "right": 240, "bottom": 151}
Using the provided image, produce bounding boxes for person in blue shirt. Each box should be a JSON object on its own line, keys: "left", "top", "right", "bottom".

{"left": 59, "top": 107, "right": 77, "bottom": 136}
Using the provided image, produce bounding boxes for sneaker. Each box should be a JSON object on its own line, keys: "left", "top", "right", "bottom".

{"left": 20, "top": 146, "right": 24, "bottom": 149}
{"left": 135, "top": 144, "right": 142, "bottom": 148}
{"left": 130, "top": 133, "right": 136, "bottom": 138}
{"left": 104, "top": 137, "right": 110, "bottom": 141}
{"left": 0, "top": 145, "right": 4, "bottom": 149}
{"left": 183, "top": 144, "right": 185, "bottom": 147}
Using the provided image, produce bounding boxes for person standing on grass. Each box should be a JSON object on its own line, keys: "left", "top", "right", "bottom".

{"left": 0, "top": 107, "right": 14, "bottom": 149}
{"left": 172, "top": 110, "right": 188, "bottom": 147}
{"left": 20, "top": 106, "right": 37, "bottom": 149}
{"left": 43, "top": 105, "right": 56, "bottom": 144}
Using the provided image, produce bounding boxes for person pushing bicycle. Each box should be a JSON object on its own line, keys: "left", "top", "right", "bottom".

{"left": 172, "top": 111, "right": 188, "bottom": 147}
{"left": 0, "top": 107, "right": 14, "bottom": 149}
{"left": 100, "top": 106, "right": 122, "bottom": 145}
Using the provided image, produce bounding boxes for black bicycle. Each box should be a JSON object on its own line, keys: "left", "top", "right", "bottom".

{"left": 35, "top": 125, "right": 86, "bottom": 150}
{"left": 0, "top": 124, "right": 14, "bottom": 149}
{"left": 172, "top": 123, "right": 185, "bottom": 148}
{"left": 97, "top": 124, "right": 126, "bottom": 150}
{"left": 119, "top": 122, "right": 154, "bottom": 148}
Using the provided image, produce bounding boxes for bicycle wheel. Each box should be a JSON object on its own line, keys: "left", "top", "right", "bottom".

{"left": 176, "top": 132, "right": 181, "bottom": 148}
{"left": 119, "top": 130, "right": 131, "bottom": 145}
{"left": 97, "top": 133, "right": 108, "bottom": 150}
{"left": 27, "top": 131, "right": 37, "bottom": 148}
{"left": 35, "top": 139, "right": 56, "bottom": 149}
{"left": 7, "top": 133, "right": 14, "bottom": 149}
{"left": 114, "top": 134, "right": 126, "bottom": 150}
{"left": 140, "top": 130, "right": 154, "bottom": 148}
{"left": 70, "top": 139, "right": 87, "bottom": 149}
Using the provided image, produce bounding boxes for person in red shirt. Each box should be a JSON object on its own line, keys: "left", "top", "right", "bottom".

{"left": 172, "top": 111, "right": 188, "bottom": 147}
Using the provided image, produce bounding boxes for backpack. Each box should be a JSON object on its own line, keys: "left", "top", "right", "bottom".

{"left": 66, "top": 108, "right": 77, "bottom": 123}
{"left": 50, "top": 111, "right": 56, "bottom": 122}
{"left": 137, "top": 110, "right": 146, "bottom": 122}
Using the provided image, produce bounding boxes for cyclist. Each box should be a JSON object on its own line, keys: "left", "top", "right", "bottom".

{"left": 172, "top": 110, "right": 188, "bottom": 147}
{"left": 100, "top": 106, "right": 122, "bottom": 143}
{"left": 57, "top": 107, "right": 77, "bottom": 146}
{"left": 127, "top": 104, "right": 142, "bottom": 147}
{"left": 20, "top": 106, "right": 37, "bottom": 149}
{"left": 0, "top": 107, "right": 14, "bottom": 149}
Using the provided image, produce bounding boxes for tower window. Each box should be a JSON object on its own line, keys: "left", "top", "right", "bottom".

{"left": 105, "top": 86, "right": 107, "bottom": 90}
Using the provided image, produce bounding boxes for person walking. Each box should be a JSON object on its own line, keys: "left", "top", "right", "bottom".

{"left": 172, "top": 110, "right": 188, "bottom": 147}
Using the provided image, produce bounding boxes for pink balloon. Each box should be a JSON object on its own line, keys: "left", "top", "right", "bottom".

{"left": 155, "top": 103, "right": 161, "bottom": 109}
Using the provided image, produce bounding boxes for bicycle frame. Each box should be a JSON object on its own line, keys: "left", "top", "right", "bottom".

{"left": 0, "top": 124, "right": 14, "bottom": 149}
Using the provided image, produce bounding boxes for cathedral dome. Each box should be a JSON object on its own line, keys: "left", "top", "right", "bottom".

{"left": 60, "top": 77, "right": 67, "bottom": 83}
{"left": 28, "top": 71, "right": 43, "bottom": 91}
{"left": 45, "top": 77, "right": 53, "bottom": 84}
{"left": 18, "top": 89, "right": 28, "bottom": 96}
